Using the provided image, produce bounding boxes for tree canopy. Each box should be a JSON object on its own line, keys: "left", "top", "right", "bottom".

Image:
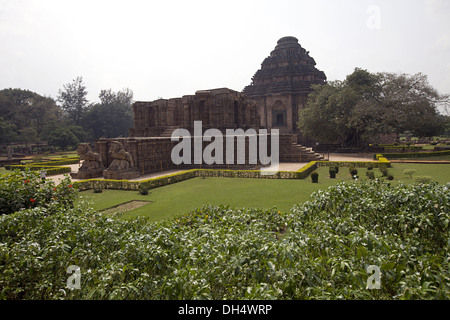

{"left": 1, "top": 78, "right": 134, "bottom": 150}
{"left": 298, "top": 68, "right": 449, "bottom": 146}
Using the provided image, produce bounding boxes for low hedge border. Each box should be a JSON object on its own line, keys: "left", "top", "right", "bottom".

{"left": 376, "top": 150, "right": 450, "bottom": 160}
{"left": 36, "top": 157, "right": 80, "bottom": 166}
{"left": 74, "top": 157, "right": 389, "bottom": 191}
{"left": 5, "top": 165, "right": 72, "bottom": 176}
{"left": 316, "top": 159, "right": 390, "bottom": 169}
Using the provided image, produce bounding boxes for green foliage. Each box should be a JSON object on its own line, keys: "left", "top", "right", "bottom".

{"left": 93, "top": 187, "right": 103, "bottom": 194}
{"left": 380, "top": 150, "right": 450, "bottom": 160}
{"left": 403, "top": 169, "right": 417, "bottom": 179}
{"left": 366, "top": 170, "right": 375, "bottom": 180}
{"left": 329, "top": 167, "right": 337, "bottom": 178}
{"left": 0, "top": 169, "right": 77, "bottom": 216}
{"left": 81, "top": 88, "right": 134, "bottom": 139}
{"left": 415, "top": 176, "right": 434, "bottom": 184}
{"left": 48, "top": 128, "right": 79, "bottom": 151}
{"left": 0, "top": 180, "right": 448, "bottom": 300}
{"left": 138, "top": 186, "right": 149, "bottom": 196}
{"left": 299, "top": 69, "right": 446, "bottom": 146}
{"left": 57, "top": 76, "right": 89, "bottom": 126}
{"left": 0, "top": 88, "right": 62, "bottom": 143}
{"left": 311, "top": 172, "right": 319, "bottom": 183}
{"left": 5, "top": 165, "right": 72, "bottom": 176}
{"left": 380, "top": 167, "right": 390, "bottom": 177}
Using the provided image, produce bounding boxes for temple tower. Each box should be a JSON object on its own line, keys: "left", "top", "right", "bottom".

{"left": 243, "top": 36, "right": 326, "bottom": 144}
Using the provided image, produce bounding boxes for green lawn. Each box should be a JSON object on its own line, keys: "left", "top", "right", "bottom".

{"left": 78, "top": 163, "right": 450, "bottom": 223}
{"left": 395, "top": 155, "right": 450, "bottom": 161}
{"left": 79, "top": 176, "right": 340, "bottom": 222}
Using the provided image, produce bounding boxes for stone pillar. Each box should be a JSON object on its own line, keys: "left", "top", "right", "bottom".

{"left": 97, "top": 139, "right": 109, "bottom": 168}
{"left": 6, "top": 146, "right": 13, "bottom": 160}
{"left": 127, "top": 139, "right": 139, "bottom": 171}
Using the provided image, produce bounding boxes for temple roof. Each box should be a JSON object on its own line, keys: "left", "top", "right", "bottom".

{"left": 242, "top": 36, "right": 326, "bottom": 97}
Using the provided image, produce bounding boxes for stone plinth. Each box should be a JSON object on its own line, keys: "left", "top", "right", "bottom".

{"left": 70, "top": 169, "right": 104, "bottom": 180}
{"left": 103, "top": 168, "right": 141, "bottom": 180}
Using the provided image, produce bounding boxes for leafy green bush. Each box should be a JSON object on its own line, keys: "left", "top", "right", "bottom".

{"left": 329, "top": 167, "right": 337, "bottom": 179}
{"left": 366, "top": 170, "right": 375, "bottom": 180}
{"left": 415, "top": 176, "right": 433, "bottom": 184}
{"left": 380, "top": 150, "right": 450, "bottom": 159}
{"left": 403, "top": 169, "right": 417, "bottom": 179}
{"left": 0, "top": 180, "right": 448, "bottom": 300}
{"left": 380, "top": 167, "right": 390, "bottom": 177}
{"left": 0, "top": 169, "right": 77, "bottom": 215}
{"left": 311, "top": 172, "right": 319, "bottom": 183}
{"left": 93, "top": 187, "right": 103, "bottom": 194}
{"left": 139, "top": 186, "right": 149, "bottom": 195}
{"left": 4, "top": 164, "right": 72, "bottom": 176}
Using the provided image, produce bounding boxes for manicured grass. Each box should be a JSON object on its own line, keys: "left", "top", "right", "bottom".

{"left": 395, "top": 155, "right": 450, "bottom": 161}
{"left": 385, "top": 163, "right": 450, "bottom": 184}
{"left": 79, "top": 176, "right": 341, "bottom": 222}
{"left": 78, "top": 163, "right": 450, "bottom": 223}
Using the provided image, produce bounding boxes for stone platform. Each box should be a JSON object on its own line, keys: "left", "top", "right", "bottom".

{"left": 103, "top": 168, "right": 141, "bottom": 180}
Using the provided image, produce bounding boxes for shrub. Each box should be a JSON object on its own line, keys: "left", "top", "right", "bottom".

{"left": 349, "top": 168, "right": 358, "bottom": 179}
{"left": 387, "top": 174, "right": 394, "bottom": 180}
{"left": 139, "top": 186, "right": 149, "bottom": 195}
{"left": 93, "top": 187, "right": 103, "bottom": 193}
{"left": 403, "top": 169, "right": 417, "bottom": 179}
{"left": 329, "top": 167, "right": 337, "bottom": 179}
{"left": 366, "top": 170, "right": 375, "bottom": 180}
{"left": 0, "top": 169, "right": 77, "bottom": 215}
{"left": 311, "top": 172, "right": 319, "bottom": 183}
{"left": 415, "top": 176, "right": 433, "bottom": 184}
{"left": 0, "top": 181, "right": 448, "bottom": 300}
{"left": 380, "top": 167, "right": 390, "bottom": 177}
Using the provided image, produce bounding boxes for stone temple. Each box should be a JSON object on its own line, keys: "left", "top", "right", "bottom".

{"left": 87, "top": 37, "right": 327, "bottom": 179}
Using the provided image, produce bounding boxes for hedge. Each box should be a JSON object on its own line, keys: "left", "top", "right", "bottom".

{"left": 74, "top": 157, "right": 390, "bottom": 191}
{"left": 75, "top": 170, "right": 198, "bottom": 191}
{"left": 316, "top": 159, "right": 390, "bottom": 169}
{"left": 36, "top": 157, "right": 80, "bottom": 166}
{"left": 4, "top": 165, "right": 72, "bottom": 176}
{"left": 377, "top": 150, "right": 450, "bottom": 160}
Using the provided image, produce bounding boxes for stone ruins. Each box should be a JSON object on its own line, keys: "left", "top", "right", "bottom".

{"left": 74, "top": 36, "right": 327, "bottom": 179}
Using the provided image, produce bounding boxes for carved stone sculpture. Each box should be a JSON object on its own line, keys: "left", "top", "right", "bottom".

{"left": 70, "top": 143, "right": 104, "bottom": 179}
{"left": 103, "top": 141, "right": 140, "bottom": 180}
{"left": 108, "top": 141, "right": 134, "bottom": 170}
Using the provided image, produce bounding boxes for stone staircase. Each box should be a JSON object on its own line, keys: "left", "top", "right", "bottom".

{"left": 160, "top": 126, "right": 180, "bottom": 138}
{"left": 279, "top": 134, "right": 323, "bottom": 163}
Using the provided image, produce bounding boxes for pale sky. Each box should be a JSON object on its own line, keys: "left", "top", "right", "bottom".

{"left": 1, "top": 0, "right": 449, "bottom": 106}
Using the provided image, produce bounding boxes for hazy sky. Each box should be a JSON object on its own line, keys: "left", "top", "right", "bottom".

{"left": 1, "top": 0, "right": 449, "bottom": 105}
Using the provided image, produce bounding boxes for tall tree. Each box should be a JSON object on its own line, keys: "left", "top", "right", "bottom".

{"left": 57, "top": 76, "right": 89, "bottom": 126}
{"left": 82, "top": 88, "right": 134, "bottom": 139}
{"left": 299, "top": 68, "right": 448, "bottom": 146}
{"left": 0, "top": 88, "right": 61, "bottom": 143}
